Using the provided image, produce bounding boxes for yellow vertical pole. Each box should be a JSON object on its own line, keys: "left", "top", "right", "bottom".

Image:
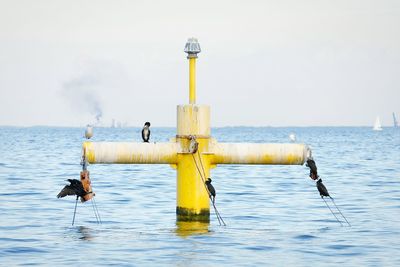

{"left": 178, "top": 38, "right": 207, "bottom": 221}
{"left": 189, "top": 58, "right": 196, "bottom": 104}
{"left": 176, "top": 105, "right": 211, "bottom": 221}
{"left": 176, "top": 142, "right": 210, "bottom": 221}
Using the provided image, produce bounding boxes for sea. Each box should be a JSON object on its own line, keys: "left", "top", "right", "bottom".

{"left": 0, "top": 126, "right": 399, "bottom": 266}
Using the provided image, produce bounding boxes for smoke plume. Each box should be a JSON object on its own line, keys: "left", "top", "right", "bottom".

{"left": 62, "top": 75, "right": 104, "bottom": 125}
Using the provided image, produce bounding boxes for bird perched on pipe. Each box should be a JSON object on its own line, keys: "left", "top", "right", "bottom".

{"left": 205, "top": 178, "right": 216, "bottom": 203}
{"left": 316, "top": 178, "right": 330, "bottom": 198}
{"left": 57, "top": 179, "right": 89, "bottom": 201}
{"left": 85, "top": 125, "right": 93, "bottom": 139}
{"left": 142, "top": 122, "right": 151, "bottom": 142}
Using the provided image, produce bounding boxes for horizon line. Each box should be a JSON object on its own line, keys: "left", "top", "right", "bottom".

{"left": 0, "top": 124, "right": 395, "bottom": 128}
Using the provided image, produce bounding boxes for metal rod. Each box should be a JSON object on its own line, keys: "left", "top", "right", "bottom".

{"left": 92, "top": 197, "right": 102, "bottom": 224}
{"left": 72, "top": 197, "right": 78, "bottom": 226}
{"left": 330, "top": 197, "right": 351, "bottom": 227}
{"left": 322, "top": 197, "right": 343, "bottom": 226}
{"left": 91, "top": 198, "right": 99, "bottom": 224}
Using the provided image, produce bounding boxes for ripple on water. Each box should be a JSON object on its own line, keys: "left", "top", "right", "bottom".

{"left": 0, "top": 238, "right": 40, "bottom": 243}
{"left": 293, "top": 234, "right": 317, "bottom": 240}
{"left": 1, "top": 247, "right": 47, "bottom": 255}
{"left": 327, "top": 244, "right": 355, "bottom": 250}
{"left": 244, "top": 245, "right": 277, "bottom": 251}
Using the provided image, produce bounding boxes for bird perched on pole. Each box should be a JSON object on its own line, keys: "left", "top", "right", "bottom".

{"left": 205, "top": 178, "right": 216, "bottom": 203}
{"left": 57, "top": 179, "right": 92, "bottom": 225}
{"left": 316, "top": 178, "right": 330, "bottom": 198}
{"left": 316, "top": 178, "right": 351, "bottom": 226}
{"left": 142, "top": 122, "right": 151, "bottom": 142}
{"left": 57, "top": 179, "right": 88, "bottom": 201}
{"left": 205, "top": 178, "right": 226, "bottom": 225}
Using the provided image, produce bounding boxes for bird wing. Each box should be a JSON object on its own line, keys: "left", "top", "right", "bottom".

{"left": 67, "top": 179, "right": 80, "bottom": 185}
{"left": 57, "top": 185, "right": 77, "bottom": 198}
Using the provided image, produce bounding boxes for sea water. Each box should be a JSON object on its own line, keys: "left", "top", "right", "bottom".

{"left": 0, "top": 126, "right": 399, "bottom": 266}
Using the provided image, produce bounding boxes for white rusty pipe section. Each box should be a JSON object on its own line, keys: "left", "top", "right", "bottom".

{"left": 83, "top": 142, "right": 178, "bottom": 164}
{"left": 83, "top": 141, "right": 310, "bottom": 165}
{"left": 210, "top": 143, "right": 310, "bottom": 165}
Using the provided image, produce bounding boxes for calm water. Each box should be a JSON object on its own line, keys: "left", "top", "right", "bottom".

{"left": 0, "top": 126, "right": 399, "bottom": 266}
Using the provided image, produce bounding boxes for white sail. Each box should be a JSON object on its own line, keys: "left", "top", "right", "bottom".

{"left": 393, "top": 112, "right": 398, "bottom": 128}
{"left": 373, "top": 116, "right": 383, "bottom": 131}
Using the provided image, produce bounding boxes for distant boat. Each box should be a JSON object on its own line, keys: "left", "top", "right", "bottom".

{"left": 393, "top": 112, "right": 398, "bottom": 128}
{"left": 373, "top": 116, "right": 383, "bottom": 131}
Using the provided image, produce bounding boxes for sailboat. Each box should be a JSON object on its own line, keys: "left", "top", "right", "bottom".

{"left": 373, "top": 116, "right": 383, "bottom": 131}
{"left": 393, "top": 112, "right": 398, "bottom": 128}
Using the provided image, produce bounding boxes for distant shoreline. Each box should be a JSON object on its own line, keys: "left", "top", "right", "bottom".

{"left": 0, "top": 125, "right": 389, "bottom": 128}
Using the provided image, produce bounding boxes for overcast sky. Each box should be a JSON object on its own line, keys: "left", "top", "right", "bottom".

{"left": 0, "top": 0, "right": 399, "bottom": 127}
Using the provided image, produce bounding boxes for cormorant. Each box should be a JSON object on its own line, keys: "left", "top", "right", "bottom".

{"left": 205, "top": 178, "right": 216, "bottom": 203}
{"left": 57, "top": 179, "right": 88, "bottom": 200}
{"left": 142, "top": 122, "right": 151, "bottom": 142}
{"left": 316, "top": 178, "right": 330, "bottom": 198}
{"left": 306, "top": 158, "right": 318, "bottom": 180}
{"left": 57, "top": 179, "right": 93, "bottom": 225}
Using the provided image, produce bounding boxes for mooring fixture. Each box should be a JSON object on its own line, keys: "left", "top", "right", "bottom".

{"left": 82, "top": 38, "right": 311, "bottom": 222}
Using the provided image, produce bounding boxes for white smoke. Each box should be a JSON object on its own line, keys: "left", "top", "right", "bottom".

{"left": 62, "top": 75, "right": 104, "bottom": 125}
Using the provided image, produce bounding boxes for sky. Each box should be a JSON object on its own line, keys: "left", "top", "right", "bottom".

{"left": 0, "top": 0, "right": 399, "bottom": 127}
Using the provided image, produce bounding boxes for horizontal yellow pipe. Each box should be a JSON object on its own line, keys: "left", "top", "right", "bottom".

{"left": 83, "top": 142, "right": 178, "bottom": 164}
{"left": 210, "top": 143, "right": 309, "bottom": 165}
{"left": 83, "top": 142, "right": 310, "bottom": 166}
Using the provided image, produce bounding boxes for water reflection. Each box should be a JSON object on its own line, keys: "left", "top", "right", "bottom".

{"left": 175, "top": 221, "right": 210, "bottom": 238}
{"left": 75, "top": 226, "right": 94, "bottom": 241}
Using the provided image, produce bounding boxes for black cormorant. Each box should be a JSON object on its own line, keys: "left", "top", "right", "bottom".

{"left": 306, "top": 158, "right": 318, "bottom": 180}
{"left": 316, "top": 178, "right": 330, "bottom": 198}
{"left": 205, "top": 178, "right": 216, "bottom": 203}
{"left": 142, "top": 122, "right": 151, "bottom": 142}
{"left": 57, "top": 179, "right": 87, "bottom": 200}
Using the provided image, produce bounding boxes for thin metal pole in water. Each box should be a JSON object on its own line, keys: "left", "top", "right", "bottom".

{"left": 212, "top": 201, "right": 226, "bottom": 226}
{"left": 92, "top": 197, "right": 102, "bottom": 224}
{"left": 72, "top": 196, "right": 78, "bottom": 226}
{"left": 194, "top": 151, "right": 226, "bottom": 226}
{"left": 330, "top": 197, "right": 351, "bottom": 227}
{"left": 91, "top": 198, "right": 100, "bottom": 224}
{"left": 322, "top": 197, "right": 342, "bottom": 226}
